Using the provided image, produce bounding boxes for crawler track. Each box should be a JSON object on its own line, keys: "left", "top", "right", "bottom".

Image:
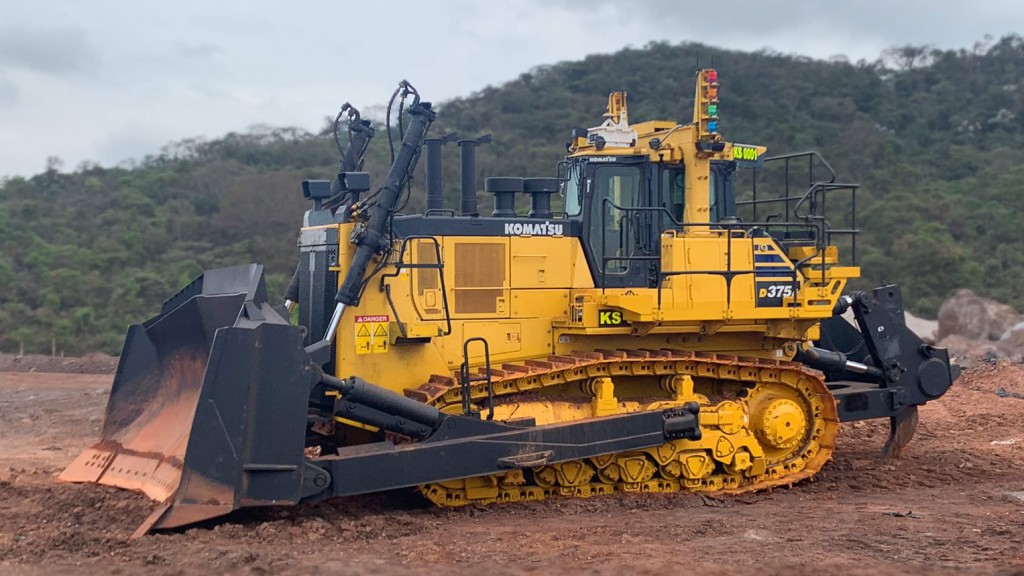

{"left": 407, "top": 349, "right": 840, "bottom": 506}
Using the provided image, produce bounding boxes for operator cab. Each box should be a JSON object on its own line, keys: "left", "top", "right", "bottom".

{"left": 563, "top": 155, "right": 739, "bottom": 288}
{"left": 559, "top": 69, "right": 761, "bottom": 289}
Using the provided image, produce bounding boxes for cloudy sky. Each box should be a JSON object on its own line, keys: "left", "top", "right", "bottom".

{"left": 0, "top": 1, "right": 1019, "bottom": 177}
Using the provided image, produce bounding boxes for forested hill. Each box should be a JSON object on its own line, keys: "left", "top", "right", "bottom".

{"left": 1, "top": 36, "right": 1023, "bottom": 355}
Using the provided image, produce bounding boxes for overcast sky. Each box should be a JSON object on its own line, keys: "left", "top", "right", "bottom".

{"left": 0, "top": 1, "right": 1019, "bottom": 178}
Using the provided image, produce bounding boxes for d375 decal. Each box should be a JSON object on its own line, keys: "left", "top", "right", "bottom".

{"left": 756, "top": 281, "right": 796, "bottom": 307}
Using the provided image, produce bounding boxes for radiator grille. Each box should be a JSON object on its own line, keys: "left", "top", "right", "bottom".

{"left": 454, "top": 243, "right": 505, "bottom": 314}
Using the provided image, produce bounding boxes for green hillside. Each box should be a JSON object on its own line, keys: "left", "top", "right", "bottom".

{"left": 1, "top": 37, "right": 1022, "bottom": 355}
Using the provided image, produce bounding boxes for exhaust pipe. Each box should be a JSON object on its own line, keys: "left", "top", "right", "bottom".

{"left": 424, "top": 132, "right": 457, "bottom": 213}
{"left": 457, "top": 134, "right": 492, "bottom": 216}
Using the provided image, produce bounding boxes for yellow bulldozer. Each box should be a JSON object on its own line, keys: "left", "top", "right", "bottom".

{"left": 61, "top": 72, "right": 958, "bottom": 537}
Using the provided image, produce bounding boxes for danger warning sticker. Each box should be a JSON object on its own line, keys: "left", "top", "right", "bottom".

{"left": 354, "top": 315, "right": 389, "bottom": 323}
{"left": 354, "top": 315, "right": 389, "bottom": 355}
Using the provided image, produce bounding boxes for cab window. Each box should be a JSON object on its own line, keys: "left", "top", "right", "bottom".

{"left": 589, "top": 165, "right": 641, "bottom": 274}
{"left": 563, "top": 163, "right": 584, "bottom": 216}
{"left": 709, "top": 161, "right": 737, "bottom": 223}
{"left": 661, "top": 168, "right": 684, "bottom": 226}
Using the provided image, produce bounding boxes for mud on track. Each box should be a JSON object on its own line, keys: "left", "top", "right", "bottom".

{"left": 1, "top": 363, "right": 1023, "bottom": 575}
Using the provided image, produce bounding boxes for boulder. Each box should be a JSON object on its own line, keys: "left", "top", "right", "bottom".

{"left": 936, "top": 289, "right": 1021, "bottom": 341}
{"left": 996, "top": 324, "right": 1024, "bottom": 362}
{"left": 936, "top": 289, "right": 1024, "bottom": 360}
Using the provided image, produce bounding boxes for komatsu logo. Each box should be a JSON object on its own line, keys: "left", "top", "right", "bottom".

{"left": 504, "top": 221, "right": 564, "bottom": 236}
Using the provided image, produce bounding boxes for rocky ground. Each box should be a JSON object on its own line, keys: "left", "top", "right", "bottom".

{"left": 0, "top": 358, "right": 1023, "bottom": 575}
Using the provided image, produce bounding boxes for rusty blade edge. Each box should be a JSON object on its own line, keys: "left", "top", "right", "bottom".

{"left": 60, "top": 441, "right": 185, "bottom": 503}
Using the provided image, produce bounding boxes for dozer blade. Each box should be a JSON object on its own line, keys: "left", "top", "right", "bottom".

{"left": 60, "top": 264, "right": 325, "bottom": 536}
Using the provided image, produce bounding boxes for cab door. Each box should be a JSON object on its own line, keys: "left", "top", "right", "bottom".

{"left": 580, "top": 158, "right": 657, "bottom": 288}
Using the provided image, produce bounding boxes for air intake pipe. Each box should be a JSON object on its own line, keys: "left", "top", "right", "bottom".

{"left": 486, "top": 177, "right": 523, "bottom": 217}
{"left": 525, "top": 177, "right": 559, "bottom": 218}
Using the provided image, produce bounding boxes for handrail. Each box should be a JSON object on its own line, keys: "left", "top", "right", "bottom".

{"left": 749, "top": 151, "right": 838, "bottom": 223}
{"left": 599, "top": 199, "right": 685, "bottom": 288}
{"left": 588, "top": 149, "right": 858, "bottom": 317}
{"left": 597, "top": 196, "right": 825, "bottom": 305}
{"left": 460, "top": 337, "right": 494, "bottom": 420}
{"left": 792, "top": 182, "right": 859, "bottom": 220}
{"left": 423, "top": 208, "right": 456, "bottom": 217}
{"left": 379, "top": 235, "right": 452, "bottom": 338}
{"left": 739, "top": 155, "right": 860, "bottom": 266}
{"left": 762, "top": 151, "right": 838, "bottom": 184}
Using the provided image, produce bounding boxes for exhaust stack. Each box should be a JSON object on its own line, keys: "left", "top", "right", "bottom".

{"left": 457, "top": 134, "right": 492, "bottom": 216}
{"left": 423, "top": 132, "right": 457, "bottom": 213}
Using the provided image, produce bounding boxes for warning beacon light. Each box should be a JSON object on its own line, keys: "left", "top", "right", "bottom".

{"left": 693, "top": 68, "right": 722, "bottom": 142}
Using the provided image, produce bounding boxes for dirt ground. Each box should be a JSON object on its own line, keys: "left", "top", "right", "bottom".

{"left": 0, "top": 352, "right": 118, "bottom": 375}
{"left": 1, "top": 357, "right": 1023, "bottom": 575}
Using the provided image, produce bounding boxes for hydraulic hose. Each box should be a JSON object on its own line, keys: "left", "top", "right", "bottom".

{"left": 323, "top": 87, "right": 435, "bottom": 342}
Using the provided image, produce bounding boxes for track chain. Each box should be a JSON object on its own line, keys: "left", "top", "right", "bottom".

{"left": 406, "top": 349, "right": 839, "bottom": 506}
